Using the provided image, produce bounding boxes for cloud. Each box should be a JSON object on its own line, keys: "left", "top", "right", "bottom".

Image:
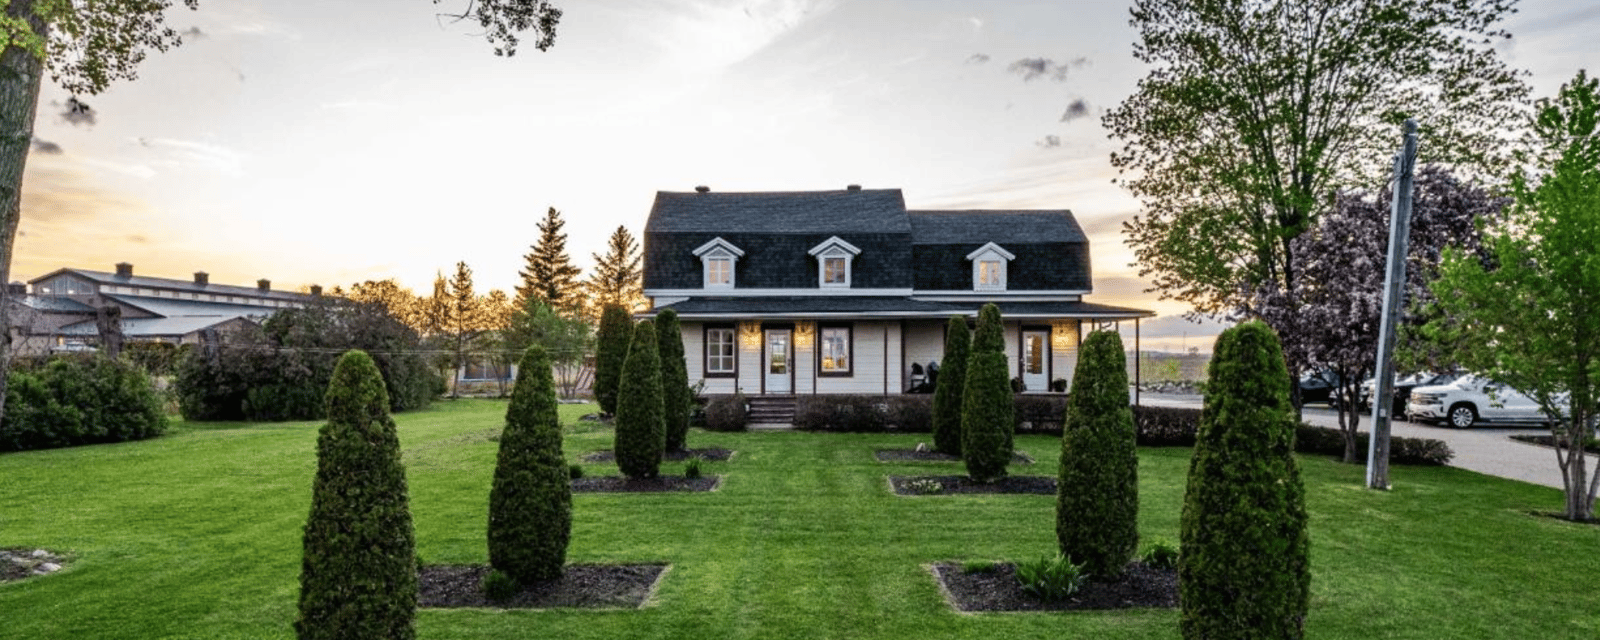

{"left": 968, "top": 16, "right": 983, "bottom": 31}
{"left": 1035, "top": 135, "right": 1061, "bottom": 148}
{"left": 127, "top": 235, "right": 150, "bottom": 244}
{"left": 1059, "top": 98, "right": 1091, "bottom": 122}
{"left": 319, "top": 100, "right": 400, "bottom": 113}
{"left": 30, "top": 138, "right": 62, "bottom": 154}
{"left": 58, "top": 97, "right": 96, "bottom": 127}
{"left": 1006, "top": 56, "right": 1089, "bottom": 82}
{"left": 180, "top": 26, "right": 206, "bottom": 40}
{"left": 966, "top": 53, "right": 990, "bottom": 64}
{"left": 132, "top": 137, "right": 245, "bottom": 176}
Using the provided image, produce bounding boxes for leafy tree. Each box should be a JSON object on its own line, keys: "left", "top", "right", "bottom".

{"left": 962, "top": 304, "right": 1013, "bottom": 482}
{"left": 1254, "top": 166, "right": 1500, "bottom": 458}
{"left": 1181, "top": 321, "right": 1308, "bottom": 640}
{"left": 0, "top": 0, "right": 561, "bottom": 426}
{"left": 1106, "top": 0, "right": 1527, "bottom": 322}
{"left": 614, "top": 320, "right": 664, "bottom": 479}
{"left": 487, "top": 346, "right": 571, "bottom": 583}
{"left": 505, "top": 298, "right": 594, "bottom": 399}
{"left": 344, "top": 279, "right": 422, "bottom": 331}
{"left": 297, "top": 350, "right": 416, "bottom": 640}
{"left": 593, "top": 304, "right": 633, "bottom": 416}
{"left": 931, "top": 315, "right": 970, "bottom": 455}
{"left": 515, "top": 207, "right": 585, "bottom": 316}
{"left": 1056, "top": 330, "right": 1137, "bottom": 578}
{"left": 588, "top": 225, "right": 645, "bottom": 316}
{"left": 1426, "top": 70, "right": 1600, "bottom": 521}
{"left": 656, "top": 308, "right": 691, "bottom": 452}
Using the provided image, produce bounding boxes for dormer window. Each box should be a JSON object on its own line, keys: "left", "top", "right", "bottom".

{"left": 808, "top": 236, "right": 861, "bottom": 289}
{"left": 692, "top": 237, "right": 745, "bottom": 290}
{"left": 966, "top": 242, "right": 1015, "bottom": 292}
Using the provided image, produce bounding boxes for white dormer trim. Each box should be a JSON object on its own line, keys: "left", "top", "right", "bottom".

{"left": 808, "top": 236, "right": 861, "bottom": 289}
{"left": 966, "top": 242, "right": 1014, "bottom": 292}
{"left": 693, "top": 237, "right": 745, "bottom": 289}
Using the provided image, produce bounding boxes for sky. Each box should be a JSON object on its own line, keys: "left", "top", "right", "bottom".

{"left": 15, "top": 0, "right": 1599, "bottom": 352}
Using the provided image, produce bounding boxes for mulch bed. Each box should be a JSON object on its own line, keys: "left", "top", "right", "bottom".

{"left": 1510, "top": 434, "right": 1600, "bottom": 455}
{"left": 875, "top": 449, "right": 1034, "bottom": 464}
{"left": 581, "top": 448, "right": 735, "bottom": 463}
{"left": 571, "top": 475, "right": 722, "bottom": 493}
{"left": 931, "top": 562, "right": 1177, "bottom": 612}
{"left": 888, "top": 475, "right": 1056, "bottom": 495}
{"left": 419, "top": 564, "right": 667, "bottom": 609}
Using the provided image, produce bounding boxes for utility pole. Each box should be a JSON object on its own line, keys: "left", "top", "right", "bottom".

{"left": 1366, "top": 119, "right": 1418, "bottom": 490}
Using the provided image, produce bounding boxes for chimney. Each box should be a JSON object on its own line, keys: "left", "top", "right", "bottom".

{"left": 310, "top": 284, "right": 323, "bottom": 297}
{"left": 115, "top": 262, "right": 133, "bottom": 278}
{"left": 194, "top": 272, "right": 209, "bottom": 286}
{"left": 695, "top": 185, "right": 710, "bottom": 193}
{"left": 846, "top": 184, "right": 862, "bottom": 192}
{"left": 257, "top": 279, "right": 271, "bottom": 292}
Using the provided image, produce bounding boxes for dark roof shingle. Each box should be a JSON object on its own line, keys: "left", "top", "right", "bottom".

{"left": 647, "top": 189, "right": 911, "bottom": 234}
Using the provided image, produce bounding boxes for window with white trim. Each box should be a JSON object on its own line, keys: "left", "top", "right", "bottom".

{"left": 966, "top": 242, "right": 1015, "bottom": 292}
{"left": 809, "top": 236, "right": 861, "bottom": 289}
{"left": 705, "top": 326, "right": 736, "bottom": 376}
{"left": 692, "top": 237, "right": 745, "bottom": 290}
{"left": 706, "top": 255, "right": 732, "bottom": 287}
{"left": 819, "top": 325, "right": 852, "bottom": 376}
{"left": 978, "top": 260, "right": 1004, "bottom": 288}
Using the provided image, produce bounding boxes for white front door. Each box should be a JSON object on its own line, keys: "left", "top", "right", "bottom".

{"left": 1021, "top": 330, "right": 1049, "bottom": 393}
{"left": 764, "top": 329, "right": 792, "bottom": 394}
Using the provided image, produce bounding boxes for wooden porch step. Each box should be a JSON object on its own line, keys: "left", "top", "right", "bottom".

{"left": 746, "top": 395, "right": 797, "bottom": 425}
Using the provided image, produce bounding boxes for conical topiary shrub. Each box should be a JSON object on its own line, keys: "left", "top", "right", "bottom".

{"left": 1180, "top": 320, "right": 1309, "bottom": 640}
{"left": 615, "top": 320, "right": 665, "bottom": 479}
{"left": 657, "top": 309, "right": 691, "bottom": 452}
{"left": 931, "top": 315, "right": 971, "bottom": 456}
{"left": 594, "top": 305, "right": 633, "bottom": 416}
{"left": 487, "top": 345, "right": 571, "bottom": 584}
{"left": 1056, "top": 330, "right": 1138, "bottom": 578}
{"left": 962, "top": 304, "right": 1013, "bottom": 482}
{"left": 296, "top": 350, "right": 416, "bottom": 640}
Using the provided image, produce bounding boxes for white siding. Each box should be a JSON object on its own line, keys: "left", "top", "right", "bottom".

{"left": 903, "top": 321, "right": 945, "bottom": 384}
{"left": 683, "top": 322, "right": 740, "bottom": 395}
{"left": 815, "top": 321, "right": 900, "bottom": 395}
{"left": 795, "top": 336, "right": 816, "bottom": 395}
{"left": 1053, "top": 319, "right": 1081, "bottom": 392}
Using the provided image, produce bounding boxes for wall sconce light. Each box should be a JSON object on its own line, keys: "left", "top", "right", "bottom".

{"left": 740, "top": 320, "right": 763, "bottom": 349}
{"left": 793, "top": 321, "right": 815, "bottom": 348}
{"left": 1051, "top": 319, "right": 1078, "bottom": 349}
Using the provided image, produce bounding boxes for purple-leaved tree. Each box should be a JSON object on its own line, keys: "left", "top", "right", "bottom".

{"left": 1255, "top": 165, "right": 1502, "bottom": 461}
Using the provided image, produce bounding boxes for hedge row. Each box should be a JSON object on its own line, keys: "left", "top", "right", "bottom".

{"left": 1, "top": 355, "right": 167, "bottom": 452}
{"left": 777, "top": 394, "right": 1453, "bottom": 466}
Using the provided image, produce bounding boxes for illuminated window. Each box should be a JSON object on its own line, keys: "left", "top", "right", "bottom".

{"left": 693, "top": 237, "right": 744, "bottom": 290}
{"left": 819, "top": 325, "right": 852, "bottom": 376}
{"left": 809, "top": 236, "right": 860, "bottom": 289}
{"left": 704, "top": 326, "right": 736, "bottom": 376}
{"left": 978, "top": 261, "right": 1003, "bottom": 287}
{"left": 966, "top": 242, "right": 1014, "bottom": 291}
{"left": 823, "top": 257, "right": 847, "bottom": 284}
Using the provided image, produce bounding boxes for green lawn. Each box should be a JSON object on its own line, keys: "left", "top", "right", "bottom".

{"left": 2, "top": 398, "right": 1598, "bottom": 639}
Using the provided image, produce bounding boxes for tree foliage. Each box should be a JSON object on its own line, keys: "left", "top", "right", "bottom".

{"left": 504, "top": 298, "right": 594, "bottom": 399}
{"left": 297, "top": 350, "right": 416, "bottom": 640}
{"left": 931, "top": 315, "right": 971, "bottom": 455}
{"left": 1180, "top": 321, "right": 1308, "bottom": 640}
{"left": 1, "top": 355, "right": 166, "bottom": 452}
{"left": 593, "top": 304, "right": 633, "bottom": 416}
{"left": 614, "top": 319, "right": 664, "bottom": 479}
{"left": 1254, "top": 165, "right": 1501, "bottom": 458}
{"left": 1056, "top": 330, "right": 1137, "bottom": 578}
{"left": 962, "top": 304, "right": 1013, "bottom": 482}
{"left": 1425, "top": 70, "right": 1600, "bottom": 521}
{"left": 515, "top": 206, "right": 585, "bottom": 317}
{"left": 488, "top": 346, "right": 571, "bottom": 583}
{"left": 656, "top": 308, "right": 691, "bottom": 452}
{"left": 588, "top": 225, "right": 645, "bottom": 316}
{"left": 432, "top": 0, "right": 562, "bottom": 57}
{"left": 1107, "top": 0, "right": 1528, "bottom": 318}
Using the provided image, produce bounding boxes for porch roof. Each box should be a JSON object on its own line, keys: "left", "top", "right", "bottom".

{"left": 648, "top": 296, "right": 1151, "bottom": 320}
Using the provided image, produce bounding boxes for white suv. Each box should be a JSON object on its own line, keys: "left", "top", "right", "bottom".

{"left": 1406, "top": 375, "right": 1547, "bottom": 428}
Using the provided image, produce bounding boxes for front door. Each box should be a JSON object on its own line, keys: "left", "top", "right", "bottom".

{"left": 1021, "top": 330, "right": 1049, "bottom": 393}
{"left": 764, "top": 329, "right": 792, "bottom": 394}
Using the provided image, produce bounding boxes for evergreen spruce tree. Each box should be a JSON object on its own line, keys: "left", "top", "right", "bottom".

{"left": 656, "top": 309, "right": 692, "bottom": 452}
{"left": 1056, "top": 330, "right": 1138, "bottom": 578}
{"left": 588, "top": 225, "right": 645, "bottom": 315}
{"left": 296, "top": 350, "right": 416, "bottom": 640}
{"left": 487, "top": 346, "right": 571, "bottom": 583}
{"left": 1181, "top": 321, "right": 1309, "bottom": 640}
{"left": 515, "top": 207, "right": 585, "bottom": 316}
{"left": 614, "top": 320, "right": 665, "bottom": 479}
{"left": 962, "top": 304, "right": 1013, "bottom": 482}
{"left": 593, "top": 305, "right": 633, "bottom": 416}
{"left": 931, "top": 315, "right": 970, "bottom": 455}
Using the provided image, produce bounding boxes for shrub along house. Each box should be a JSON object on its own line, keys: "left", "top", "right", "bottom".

{"left": 642, "top": 185, "right": 1151, "bottom": 419}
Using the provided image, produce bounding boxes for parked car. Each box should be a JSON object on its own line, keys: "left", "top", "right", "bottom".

{"left": 1360, "top": 371, "right": 1461, "bottom": 415}
{"left": 1296, "top": 369, "right": 1341, "bottom": 405}
{"left": 1406, "top": 375, "right": 1547, "bottom": 428}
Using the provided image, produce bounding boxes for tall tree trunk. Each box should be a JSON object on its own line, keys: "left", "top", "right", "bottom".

{"left": 0, "top": 3, "right": 48, "bottom": 424}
